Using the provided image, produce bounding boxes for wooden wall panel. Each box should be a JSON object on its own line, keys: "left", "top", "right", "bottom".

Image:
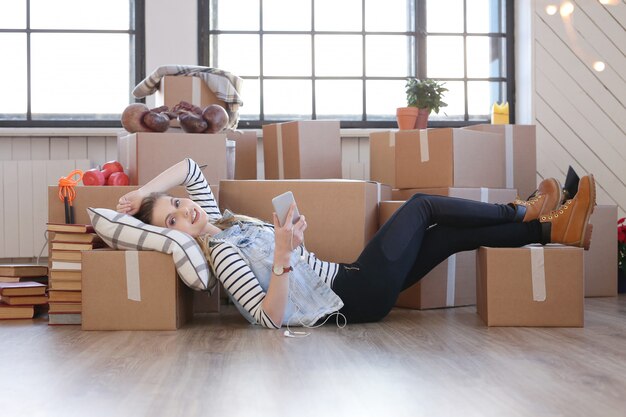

{"left": 532, "top": 1, "right": 626, "bottom": 218}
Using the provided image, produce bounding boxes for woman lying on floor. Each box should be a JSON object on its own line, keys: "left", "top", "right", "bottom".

{"left": 117, "top": 158, "right": 596, "bottom": 330}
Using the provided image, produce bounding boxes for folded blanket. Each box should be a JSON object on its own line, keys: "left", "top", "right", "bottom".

{"left": 133, "top": 65, "right": 244, "bottom": 129}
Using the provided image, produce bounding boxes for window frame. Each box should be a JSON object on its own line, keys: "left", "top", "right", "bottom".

{"left": 0, "top": 0, "right": 145, "bottom": 128}
{"left": 198, "top": 0, "right": 515, "bottom": 129}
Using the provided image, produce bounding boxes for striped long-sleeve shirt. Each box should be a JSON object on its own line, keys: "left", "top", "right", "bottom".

{"left": 183, "top": 158, "right": 340, "bottom": 328}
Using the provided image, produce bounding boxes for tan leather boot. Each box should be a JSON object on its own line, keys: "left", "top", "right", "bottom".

{"left": 540, "top": 174, "right": 596, "bottom": 250}
{"left": 511, "top": 178, "right": 563, "bottom": 222}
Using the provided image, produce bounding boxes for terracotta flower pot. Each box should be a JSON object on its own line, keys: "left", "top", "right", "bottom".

{"left": 396, "top": 107, "right": 419, "bottom": 130}
{"left": 415, "top": 108, "right": 430, "bottom": 129}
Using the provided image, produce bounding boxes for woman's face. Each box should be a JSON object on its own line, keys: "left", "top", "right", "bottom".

{"left": 151, "top": 196, "right": 215, "bottom": 237}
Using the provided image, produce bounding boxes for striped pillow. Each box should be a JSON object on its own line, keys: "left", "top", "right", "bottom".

{"left": 87, "top": 207, "right": 216, "bottom": 294}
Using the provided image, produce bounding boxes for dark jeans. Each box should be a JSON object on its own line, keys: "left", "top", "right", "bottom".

{"left": 331, "top": 193, "right": 544, "bottom": 323}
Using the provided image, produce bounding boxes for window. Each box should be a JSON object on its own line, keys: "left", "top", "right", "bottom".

{"left": 0, "top": 0, "right": 144, "bottom": 127}
{"left": 199, "top": 0, "right": 513, "bottom": 128}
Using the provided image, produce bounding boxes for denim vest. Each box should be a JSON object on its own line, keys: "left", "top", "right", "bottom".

{"left": 211, "top": 220, "right": 344, "bottom": 327}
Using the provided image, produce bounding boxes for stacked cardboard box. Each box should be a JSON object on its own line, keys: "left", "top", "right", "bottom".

{"left": 46, "top": 223, "right": 105, "bottom": 325}
{"left": 371, "top": 127, "right": 525, "bottom": 310}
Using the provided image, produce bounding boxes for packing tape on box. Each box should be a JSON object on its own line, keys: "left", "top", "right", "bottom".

{"left": 420, "top": 130, "right": 430, "bottom": 162}
{"left": 505, "top": 125, "right": 514, "bottom": 189}
{"left": 529, "top": 246, "right": 547, "bottom": 302}
{"left": 446, "top": 254, "right": 457, "bottom": 306}
{"left": 125, "top": 250, "right": 142, "bottom": 302}
{"left": 480, "top": 187, "right": 489, "bottom": 203}
{"left": 276, "top": 124, "right": 285, "bottom": 179}
{"left": 388, "top": 131, "right": 395, "bottom": 147}
{"left": 192, "top": 77, "right": 201, "bottom": 106}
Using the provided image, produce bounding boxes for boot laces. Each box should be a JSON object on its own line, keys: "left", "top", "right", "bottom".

{"left": 540, "top": 199, "right": 571, "bottom": 221}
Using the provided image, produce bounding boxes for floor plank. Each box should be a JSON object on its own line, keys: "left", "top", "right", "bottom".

{"left": 1, "top": 296, "right": 625, "bottom": 417}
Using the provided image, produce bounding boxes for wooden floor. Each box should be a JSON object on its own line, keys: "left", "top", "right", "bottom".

{"left": 1, "top": 296, "right": 625, "bottom": 417}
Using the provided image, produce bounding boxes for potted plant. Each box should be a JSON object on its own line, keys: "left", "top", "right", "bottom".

{"left": 397, "top": 78, "right": 448, "bottom": 130}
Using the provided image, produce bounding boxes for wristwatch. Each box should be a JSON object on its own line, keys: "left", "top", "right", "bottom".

{"left": 272, "top": 264, "right": 293, "bottom": 276}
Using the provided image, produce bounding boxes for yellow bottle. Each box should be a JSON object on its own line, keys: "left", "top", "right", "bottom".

{"left": 491, "top": 102, "right": 509, "bottom": 125}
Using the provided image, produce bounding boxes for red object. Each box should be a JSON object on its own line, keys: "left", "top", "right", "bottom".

{"left": 101, "top": 161, "right": 124, "bottom": 179}
{"left": 82, "top": 169, "right": 106, "bottom": 186}
{"left": 107, "top": 171, "right": 129, "bottom": 186}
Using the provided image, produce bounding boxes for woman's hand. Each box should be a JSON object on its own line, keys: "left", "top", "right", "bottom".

{"left": 116, "top": 189, "right": 145, "bottom": 215}
{"left": 272, "top": 203, "right": 307, "bottom": 264}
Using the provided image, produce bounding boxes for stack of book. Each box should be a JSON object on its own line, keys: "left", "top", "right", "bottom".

{"left": 0, "top": 281, "right": 48, "bottom": 320}
{"left": 47, "top": 222, "right": 104, "bottom": 325}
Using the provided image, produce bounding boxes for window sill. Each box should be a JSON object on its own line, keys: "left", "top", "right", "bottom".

{"left": 0, "top": 127, "right": 387, "bottom": 138}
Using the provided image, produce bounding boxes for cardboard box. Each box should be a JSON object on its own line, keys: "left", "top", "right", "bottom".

{"left": 585, "top": 205, "right": 618, "bottom": 297}
{"left": 462, "top": 124, "right": 537, "bottom": 199}
{"left": 263, "top": 121, "right": 341, "bottom": 180}
{"left": 477, "top": 246, "right": 584, "bottom": 327}
{"left": 219, "top": 180, "right": 391, "bottom": 263}
{"left": 369, "top": 128, "right": 506, "bottom": 189}
{"left": 82, "top": 250, "right": 193, "bottom": 330}
{"left": 155, "top": 75, "right": 227, "bottom": 127}
{"left": 379, "top": 188, "right": 517, "bottom": 309}
{"left": 227, "top": 130, "right": 258, "bottom": 179}
{"left": 48, "top": 185, "right": 215, "bottom": 226}
{"left": 117, "top": 132, "right": 230, "bottom": 186}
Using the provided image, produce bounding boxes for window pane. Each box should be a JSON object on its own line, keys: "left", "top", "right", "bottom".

{"left": 214, "top": 0, "right": 259, "bottom": 30}
{"left": 427, "top": 36, "right": 464, "bottom": 78}
{"left": 30, "top": 0, "right": 129, "bottom": 30}
{"left": 263, "top": 80, "right": 312, "bottom": 119}
{"left": 31, "top": 34, "right": 130, "bottom": 116}
{"left": 467, "top": 0, "right": 504, "bottom": 33}
{"left": 316, "top": 80, "right": 362, "bottom": 120}
{"left": 429, "top": 80, "right": 463, "bottom": 120}
{"left": 315, "top": 0, "right": 361, "bottom": 31}
{"left": 468, "top": 81, "right": 505, "bottom": 120}
{"left": 263, "top": 0, "right": 311, "bottom": 31}
{"left": 365, "top": 0, "right": 410, "bottom": 32}
{"left": 427, "top": 0, "right": 464, "bottom": 33}
{"left": 0, "top": 0, "right": 26, "bottom": 29}
{"left": 263, "top": 35, "right": 311, "bottom": 76}
{"left": 466, "top": 36, "right": 504, "bottom": 78}
{"left": 315, "top": 35, "right": 362, "bottom": 76}
{"left": 366, "top": 79, "right": 406, "bottom": 121}
{"left": 212, "top": 34, "right": 260, "bottom": 76}
{"left": 0, "top": 34, "right": 27, "bottom": 118}
{"left": 366, "top": 35, "right": 410, "bottom": 77}
{"left": 238, "top": 78, "right": 260, "bottom": 121}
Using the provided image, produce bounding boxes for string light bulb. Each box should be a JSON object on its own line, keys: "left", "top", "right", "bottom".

{"left": 593, "top": 61, "right": 605, "bottom": 72}
{"left": 546, "top": 5, "right": 558, "bottom": 15}
{"left": 560, "top": 2, "right": 574, "bottom": 17}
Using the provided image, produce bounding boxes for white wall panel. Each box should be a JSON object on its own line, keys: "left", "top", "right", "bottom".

{"left": 50, "top": 137, "right": 69, "bottom": 160}
{"left": 531, "top": 1, "right": 626, "bottom": 218}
